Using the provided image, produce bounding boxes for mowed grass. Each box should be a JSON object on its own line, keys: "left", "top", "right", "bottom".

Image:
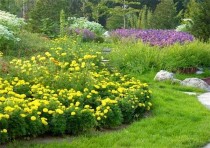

{"left": 6, "top": 72, "right": 210, "bottom": 148}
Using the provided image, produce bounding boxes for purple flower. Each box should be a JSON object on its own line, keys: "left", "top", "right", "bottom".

{"left": 110, "top": 29, "right": 194, "bottom": 47}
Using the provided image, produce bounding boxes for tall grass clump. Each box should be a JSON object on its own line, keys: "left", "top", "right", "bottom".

{"left": 109, "top": 41, "right": 162, "bottom": 74}
{"left": 161, "top": 41, "right": 210, "bottom": 71}
{"left": 109, "top": 40, "right": 210, "bottom": 74}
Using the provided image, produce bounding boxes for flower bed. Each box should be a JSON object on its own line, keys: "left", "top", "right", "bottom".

{"left": 0, "top": 37, "right": 152, "bottom": 143}
{"left": 110, "top": 29, "right": 194, "bottom": 47}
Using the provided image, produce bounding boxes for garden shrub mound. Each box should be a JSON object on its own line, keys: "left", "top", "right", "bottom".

{"left": 0, "top": 37, "right": 152, "bottom": 144}
{"left": 110, "top": 29, "right": 194, "bottom": 47}
{"left": 0, "top": 10, "right": 25, "bottom": 50}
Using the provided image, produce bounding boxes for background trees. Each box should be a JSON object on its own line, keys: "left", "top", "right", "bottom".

{"left": 1, "top": 0, "right": 210, "bottom": 41}
{"left": 150, "top": 0, "right": 178, "bottom": 29}
{"left": 185, "top": 0, "right": 210, "bottom": 41}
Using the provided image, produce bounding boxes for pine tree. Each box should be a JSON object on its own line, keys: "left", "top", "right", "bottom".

{"left": 150, "top": 0, "right": 179, "bottom": 29}
{"left": 28, "top": 0, "right": 69, "bottom": 37}
{"left": 185, "top": 0, "right": 210, "bottom": 41}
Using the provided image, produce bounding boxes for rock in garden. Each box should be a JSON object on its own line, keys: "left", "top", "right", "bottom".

{"left": 103, "top": 31, "right": 110, "bottom": 38}
{"left": 181, "top": 78, "right": 210, "bottom": 91}
{"left": 172, "top": 78, "right": 182, "bottom": 84}
{"left": 154, "top": 70, "right": 174, "bottom": 81}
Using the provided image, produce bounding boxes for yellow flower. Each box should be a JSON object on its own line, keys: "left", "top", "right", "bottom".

{"left": 4, "top": 114, "right": 9, "bottom": 119}
{"left": 148, "top": 102, "right": 152, "bottom": 106}
{"left": 61, "top": 53, "right": 67, "bottom": 56}
{"left": 104, "top": 109, "right": 108, "bottom": 114}
{"left": 31, "top": 56, "right": 35, "bottom": 61}
{"left": 75, "top": 101, "right": 80, "bottom": 107}
{"left": 56, "top": 109, "right": 64, "bottom": 114}
{"left": 37, "top": 111, "right": 41, "bottom": 115}
{"left": 84, "top": 88, "right": 89, "bottom": 92}
{"left": 87, "top": 95, "right": 91, "bottom": 99}
{"left": 94, "top": 85, "right": 100, "bottom": 89}
{"left": 45, "top": 52, "right": 51, "bottom": 57}
{"left": 43, "top": 108, "right": 48, "bottom": 113}
{"left": 84, "top": 105, "right": 90, "bottom": 109}
{"left": 97, "top": 117, "right": 101, "bottom": 120}
{"left": 75, "top": 66, "right": 80, "bottom": 71}
{"left": 31, "top": 116, "right": 36, "bottom": 121}
{"left": 2, "top": 129, "right": 7, "bottom": 133}
{"left": 81, "top": 62, "right": 86, "bottom": 68}
{"left": 20, "top": 114, "right": 26, "bottom": 118}
{"left": 96, "top": 106, "right": 101, "bottom": 111}
{"left": 41, "top": 117, "right": 48, "bottom": 125}
{"left": 48, "top": 110, "right": 54, "bottom": 114}
{"left": 71, "top": 112, "right": 76, "bottom": 116}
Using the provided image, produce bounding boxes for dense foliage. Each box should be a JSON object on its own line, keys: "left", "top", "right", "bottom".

{"left": 0, "top": 10, "right": 25, "bottom": 50}
{"left": 0, "top": 37, "right": 152, "bottom": 143}
{"left": 185, "top": 0, "right": 210, "bottom": 41}
{"left": 68, "top": 17, "right": 106, "bottom": 35}
{"left": 150, "top": 0, "right": 179, "bottom": 29}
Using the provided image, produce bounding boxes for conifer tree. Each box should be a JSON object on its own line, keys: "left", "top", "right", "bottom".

{"left": 150, "top": 0, "right": 178, "bottom": 29}
{"left": 185, "top": 0, "right": 210, "bottom": 41}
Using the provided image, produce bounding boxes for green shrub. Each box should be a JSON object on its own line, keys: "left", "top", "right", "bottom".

{"left": 65, "top": 108, "right": 96, "bottom": 134}
{"left": 109, "top": 40, "right": 210, "bottom": 73}
{"left": 50, "top": 112, "right": 66, "bottom": 135}
{"left": 0, "top": 10, "right": 25, "bottom": 50}
{"left": 106, "top": 15, "right": 124, "bottom": 30}
{"left": 68, "top": 17, "right": 105, "bottom": 35}
{"left": 161, "top": 41, "right": 210, "bottom": 71}
{"left": 109, "top": 41, "right": 161, "bottom": 74}
{"left": 118, "top": 99, "right": 135, "bottom": 124}
{"left": 0, "top": 36, "right": 152, "bottom": 144}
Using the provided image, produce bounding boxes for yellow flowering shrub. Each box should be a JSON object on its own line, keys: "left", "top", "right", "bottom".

{"left": 0, "top": 37, "right": 152, "bottom": 143}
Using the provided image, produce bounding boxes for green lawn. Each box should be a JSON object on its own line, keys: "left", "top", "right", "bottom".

{"left": 6, "top": 72, "right": 210, "bottom": 148}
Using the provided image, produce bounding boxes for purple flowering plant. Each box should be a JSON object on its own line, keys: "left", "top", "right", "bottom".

{"left": 68, "top": 28, "right": 96, "bottom": 42}
{"left": 110, "top": 29, "right": 194, "bottom": 47}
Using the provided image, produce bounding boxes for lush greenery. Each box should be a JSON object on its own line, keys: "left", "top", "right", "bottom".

{"left": 0, "top": 10, "right": 25, "bottom": 50}
{"left": 1, "top": 0, "right": 210, "bottom": 41}
{"left": 6, "top": 72, "right": 210, "bottom": 148}
{"left": 109, "top": 40, "right": 210, "bottom": 74}
{"left": 1, "top": 0, "right": 210, "bottom": 147}
{"left": 185, "top": 0, "right": 210, "bottom": 41}
{"left": 0, "top": 37, "right": 152, "bottom": 144}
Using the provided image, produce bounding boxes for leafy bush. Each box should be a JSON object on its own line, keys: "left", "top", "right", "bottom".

{"left": 109, "top": 41, "right": 162, "bottom": 74}
{"left": 161, "top": 41, "right": 210, "bottom": 71}
{"left": 176, "top": 19, "right": 193, "bottom": 32}
{"left": 0, "top": 10, "right": 25, "bottom": 50}
{"left": 106, "top": 15, "right": 124, "bottom": 30}
{"left": 110, "top": 29, "right": 194, "bottom": 47}
{"left": 109, "top": 40, "right": 210, "bottom": 74}
{"left": 0, "top": 25, "right": 17, "bottom": 49}
{"left": 0, "top": 10, "right": 25, "bottom": 31}
{"left": 68, "top": 17, "right": 106, "bottom": 35}
{"left": 0, "top": 37, "right": 152, "bottom": 144}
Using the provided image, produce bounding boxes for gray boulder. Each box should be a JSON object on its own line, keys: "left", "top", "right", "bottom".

{"left": 181, "top": 78, "right": 210, "bottom": 91}
{"left": 154, "top": 70, "right": 174, "bottom": 81}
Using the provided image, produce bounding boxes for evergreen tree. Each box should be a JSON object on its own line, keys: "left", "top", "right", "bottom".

{"left": 106, "top": 0, "right": 141, "bottom": 29}
{"left": 185, "top": 0, "right": 210, "bottom": 41}
{"left": 150, "top": 0, "right": 179, "bottom": 29}
{"left": 140, "top": 5, "right": 147, "bottom": 29}
{"left": 28, "top": 0, "right": 70, "bottom": 37}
